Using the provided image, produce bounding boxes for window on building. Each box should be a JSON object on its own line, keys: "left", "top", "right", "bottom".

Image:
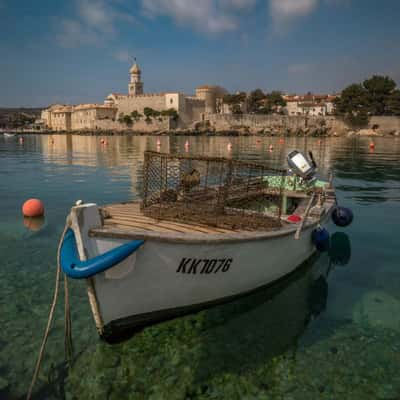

{"left": 170, "top": 98, "right": 173, "bottom": 104}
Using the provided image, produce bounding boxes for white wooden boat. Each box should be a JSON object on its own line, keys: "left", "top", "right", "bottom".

{"left": 3, "top": 132, "right": 17, "bottom": 137}
{"left": 60, "top": 151, "right": 347, "bottom": 342}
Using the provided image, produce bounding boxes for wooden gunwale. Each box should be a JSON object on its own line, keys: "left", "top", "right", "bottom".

{"left": 90, "top": 218, "right": 322, "bottom": 244}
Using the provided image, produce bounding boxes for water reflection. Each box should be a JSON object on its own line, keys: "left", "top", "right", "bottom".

{"left": 328, "top": 232, "right": 352, "bottom": 268}
{"left": 23, "top": 216, "right": 45, "bottom": 232}
{"left": 194, "top": 255, "right": 329, "bottom": 381}
{"left": 0, "top": 134, "right": 399, "bottom": 399}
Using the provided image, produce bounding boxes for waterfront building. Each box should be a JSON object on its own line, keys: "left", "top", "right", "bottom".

{"left": 41, "top": 62, "right": 227, "bottom": 131}
{"left": 283, "top": 94, "right": 338, "bottom": 116}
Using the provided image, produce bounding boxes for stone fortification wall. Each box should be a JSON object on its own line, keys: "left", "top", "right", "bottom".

{"left": 182, "top": 98, "right": 205, "bottom": 127}
{"left": 208, "top": 114, "right": 400, "bottom": 135}
{"left": 208, "top": 114, "right": 348, "bottom": 134}
{"left": 116, "top": 94, "right": 166, "bottom": 116}
{"left": 94, "top": 117, "right": 170, "bottom": 132}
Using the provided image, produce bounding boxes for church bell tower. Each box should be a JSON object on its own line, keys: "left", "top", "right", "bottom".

{"left": 129, "top": 60, "right": 144, "bottom": 96}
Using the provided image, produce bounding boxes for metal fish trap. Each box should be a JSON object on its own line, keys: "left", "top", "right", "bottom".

{"left": 141, "top": 151, "right": 288, "bottom": 231}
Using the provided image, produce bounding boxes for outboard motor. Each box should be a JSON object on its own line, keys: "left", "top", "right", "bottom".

{"left": 287, "top": 150, "right": 317, "bottom": 183}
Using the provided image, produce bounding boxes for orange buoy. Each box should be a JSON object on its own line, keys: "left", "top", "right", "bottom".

{"left": 22, "top": 198, "right": 45, "bottom": 217}
{"left": 23, "top": 216, "right": 45, "bottom": 232}
{"left": 279, "top": 138, "right": 285, "bottom": 145}
{"left": 156, "top": 139, "right": 161, "bottom": 146}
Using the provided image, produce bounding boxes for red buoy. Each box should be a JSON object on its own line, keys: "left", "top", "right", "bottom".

{"left": 279, "top": 138, "right": 285, "bottom": 145}
{"left": 288, "top": 214, "right": 302, "bottom": 223}
{"left": 369, "top": 141, "right": 375, "bottom": 149}
{"left": 22, "top": 199, "right": 45, "bottom": 217}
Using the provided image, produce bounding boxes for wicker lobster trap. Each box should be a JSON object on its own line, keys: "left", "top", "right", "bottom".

{"left": 141, "top": 151, "right": 288, "bottom": 231}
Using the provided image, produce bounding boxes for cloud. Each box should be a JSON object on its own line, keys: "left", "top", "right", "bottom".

{"left": 56, "top": 19, "right": 98, "bottom": 47}
{"left": 114, "top": 49, "right": 132, "bottom": 62}
{"left": 288, "top": 63, "right": 314, "bottom": 74}
{"left": 141, "top": 0, "right": 256, "bottom": 33}
{"left": 78, "top": 0, "right": 115, "bottom": 33}
{"left": 219, "top": 0, "right": 257, "bottom": 10}
{"left": 56, "top": 0, "right": 136, "bottom": 47}
{"left": 269, "top": 0, "right": 318, "bottom": 24}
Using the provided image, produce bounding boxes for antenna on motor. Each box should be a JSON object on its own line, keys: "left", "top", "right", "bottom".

{"left": 308, "top": 151, "right": 317, "bottom": 168}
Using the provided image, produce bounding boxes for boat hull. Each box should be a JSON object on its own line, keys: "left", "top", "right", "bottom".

{"left": 89, "top": 233, "right": 327, "bottom": 341}
{"left": 68, "top": 200, "right": 333, "bottom": 342}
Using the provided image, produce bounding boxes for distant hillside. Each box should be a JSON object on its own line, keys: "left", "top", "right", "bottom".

{"left": 0, "top": 108, "right": 43, "bottom": 129}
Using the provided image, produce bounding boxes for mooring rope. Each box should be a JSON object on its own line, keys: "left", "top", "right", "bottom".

{"left": 26, "top": 218, "right": 71, "bottom": 400}
{"left": 64, "top": 273, "right": 73, "bottom": 367}
{"left": 294, "top": 192, "right": 316, "bottom": 240}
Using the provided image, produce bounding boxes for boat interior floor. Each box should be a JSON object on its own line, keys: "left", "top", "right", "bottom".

{"left": 97, "top": 202, "right": 249, "bottom": 235}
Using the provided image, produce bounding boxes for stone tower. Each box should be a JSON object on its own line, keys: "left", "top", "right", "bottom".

{"left": 128, "top": 62, "right": 143, "bottom": 96}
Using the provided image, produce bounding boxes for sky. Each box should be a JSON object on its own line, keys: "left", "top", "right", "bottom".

{"left": 1, "top": 0, "right": 400, "bottom": 107}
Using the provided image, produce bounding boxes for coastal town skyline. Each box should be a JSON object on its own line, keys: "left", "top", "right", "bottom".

{"left": 2, "top": 0, "right": 400, "bottom": 107}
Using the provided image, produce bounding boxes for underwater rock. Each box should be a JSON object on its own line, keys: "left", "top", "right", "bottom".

{"left": 0, "top": 376, "right": 9, "bottom": 391}
{"left": 353, "top": 291, "right": 400, "bottom": 332}
{"left": 376, "top": 384, "right": 399, "bottom": 399}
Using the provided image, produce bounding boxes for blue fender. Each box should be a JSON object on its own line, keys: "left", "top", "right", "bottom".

{"left": 312, "top": 227, "right": 330, "bottom": 252}
{"left": 60, "top": 228, "right": 144, "bottom": 279}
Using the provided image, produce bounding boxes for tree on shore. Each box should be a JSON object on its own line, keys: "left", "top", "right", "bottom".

{"left": 122, "top": 115, "right": 133, "bottom": 126}
{"left": 160, "top": 108, "right": 179, "bottom": 121}
{"left": 265, "top": 91, "right": 286, "bottom": 113}
{"left": 222, "top": 92, "right": 246, "bottom": 114}
{"left": 247, "top": 89, "right": 266, "bottom": 113}
{"left": 334, "top": 83, "right": 369, "bottom": 127}
{"left": 117, "top": 113, "right": 125, "bottom": 123}
{"left": 386, "top": 90, "right": 400, "bottom": 115}
{"left": 363, "top": 75, "right": 396, "bottom": 115}
{"left": 334, "top": 75, "right": 399, "bottom": 126}
{"left": 130, "top": 110, "right": 142, "bottom": 121}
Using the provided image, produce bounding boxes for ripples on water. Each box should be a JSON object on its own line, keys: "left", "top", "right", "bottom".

{"left": 0, "top": 135, "right": 400, "bottom": 399}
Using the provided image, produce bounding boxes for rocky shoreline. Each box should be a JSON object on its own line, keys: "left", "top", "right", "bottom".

{"left": 10, "top": 126, "right": 400, "bottom": 137}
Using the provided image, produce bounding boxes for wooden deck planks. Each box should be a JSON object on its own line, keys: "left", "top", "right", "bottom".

{"left": 100, "top": 202, "right": 236, "bottom": 235}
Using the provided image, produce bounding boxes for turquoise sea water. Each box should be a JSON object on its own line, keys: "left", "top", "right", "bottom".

{"left": 0, "top": 134, "right": 399, "bottom": 399}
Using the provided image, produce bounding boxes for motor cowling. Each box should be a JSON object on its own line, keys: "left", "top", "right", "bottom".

{"left": 331, "top": 206, "right": 353, "bottom": 227}
{"left": 287, "top": 150, "right": 316, "bottom": 182}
